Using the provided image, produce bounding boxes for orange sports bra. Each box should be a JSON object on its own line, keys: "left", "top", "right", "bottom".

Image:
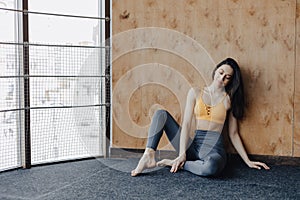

{"left": 194, "top": 90, "right": 227, "bottom": 124}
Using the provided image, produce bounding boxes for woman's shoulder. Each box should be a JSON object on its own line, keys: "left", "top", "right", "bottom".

{"left": 188, "top": 87, "right": 202, "bottom": 98}
{"left": 189, "top": 86, "right": 205, "bottom": 94}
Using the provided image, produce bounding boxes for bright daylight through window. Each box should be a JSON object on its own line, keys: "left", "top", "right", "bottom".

{"left": 0, "top": 0, "right": 107, "bottom": 171}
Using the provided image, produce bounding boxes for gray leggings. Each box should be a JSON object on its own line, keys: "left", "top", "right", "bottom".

{"left": 147, "top": 109, "right": 227, "bottom": 177}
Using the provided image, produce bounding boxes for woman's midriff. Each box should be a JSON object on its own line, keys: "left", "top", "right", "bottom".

{"left": 195, "top": 119, "right": 224, "bottom": 133}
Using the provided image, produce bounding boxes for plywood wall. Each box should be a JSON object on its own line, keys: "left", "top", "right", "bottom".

{"left": 294, "top": 0, "right": 300, "bottom": 157}
{"left": 112, "top": 0, "right": 299, "bottom": 157}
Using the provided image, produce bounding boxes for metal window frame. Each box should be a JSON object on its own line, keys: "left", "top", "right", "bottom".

{"left": 0, "top": 0, "right": 111, "bottom": 170}
{"left": 22, "top": 0, "right": 31, "bottom": 169}
{"left": 105, "top": 0, "right": 111, "bottom": 157}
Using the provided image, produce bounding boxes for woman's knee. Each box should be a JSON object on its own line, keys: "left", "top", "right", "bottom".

{"left": 153, "top": 109, "right": 168, "bottom": 119}
{"left": 155, "top": 109, "right": 167, "bottom": 115}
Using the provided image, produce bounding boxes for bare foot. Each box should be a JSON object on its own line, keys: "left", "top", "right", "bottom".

{"left": 131, "top": 150, "right": 156, "bottom": 177}
{"left": 157, "top": 159, "right": 174, "bottom": 167}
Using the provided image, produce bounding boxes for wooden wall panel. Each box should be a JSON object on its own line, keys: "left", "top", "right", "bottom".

{"left": 294, "top": 0, "right": 300, "bottom": 157}
{"left": 112, "top": 0, "right": 298, "bottom": 157}
{"left": 112, "top": 49, "right": 205, "bottom": 150}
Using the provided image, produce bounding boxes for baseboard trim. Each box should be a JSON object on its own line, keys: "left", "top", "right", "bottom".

{"left": 109, "top": 147, "right": 300, "bottom": 166}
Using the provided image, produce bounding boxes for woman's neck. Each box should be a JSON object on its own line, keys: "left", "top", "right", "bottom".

{"left": 206, "top": 83, "right": 225, "bottom": 94}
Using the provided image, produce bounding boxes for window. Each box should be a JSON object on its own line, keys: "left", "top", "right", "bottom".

{"left": 0, "top": 0, "right": 109, "bottom": 171}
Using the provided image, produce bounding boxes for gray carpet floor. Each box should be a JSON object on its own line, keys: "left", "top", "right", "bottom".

{"left": 0, "top": 157, "right": 299, "bottom": 200}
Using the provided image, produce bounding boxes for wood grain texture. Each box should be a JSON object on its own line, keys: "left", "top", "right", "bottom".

{"left": 294, "top": 0, "right": 300, "bottom": 157}
{"left": 112, "top": 0, "right": 298, "bottom": 157}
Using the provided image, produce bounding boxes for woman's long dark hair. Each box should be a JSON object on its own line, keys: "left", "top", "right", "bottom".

{"left": 212, "top": 58, "right": 245, "bottom": 119}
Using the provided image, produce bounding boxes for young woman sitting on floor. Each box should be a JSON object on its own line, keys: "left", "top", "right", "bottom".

{"left": 131, "top": 57, "right": 270, "bottom": 177}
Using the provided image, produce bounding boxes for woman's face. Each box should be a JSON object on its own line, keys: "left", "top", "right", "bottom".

{"left": 214, "top": 64, "right": 234, "bottom": 87}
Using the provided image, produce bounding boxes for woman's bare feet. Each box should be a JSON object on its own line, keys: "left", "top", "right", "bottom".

{"left": 131, "top": 148, "right": 156, "bottom": 177}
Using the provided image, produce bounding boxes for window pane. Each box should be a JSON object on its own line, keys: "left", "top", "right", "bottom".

{"left": 0, "top": 0, "right": 22, "bottom": 171}
{"left": 0, "top": 0, "right": 16, "bottom": 9}
{"left": 29, "top": 0, "right": 101, "bottom": 18}
{"left": 0, "top": 0, "right": 106, "bottom": 170}
{"left": 0, "top": 0, "right": 16, "bottom": 42}
{"left": 29, "top": 15, "right": 100, "bottom": 45}
{"left": 28, "top": 1, "right": 105, "bottom": 164}
{"left": 29, "top": 45, "right": 105, "bottom": 163}
{"left": 31, "top": 107, "right": 103, "bottom": 163}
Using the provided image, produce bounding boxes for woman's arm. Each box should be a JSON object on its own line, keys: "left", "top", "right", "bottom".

{"left": 228, "top": 111, "right": 270, "bottom": 170}
{"left": 170, "top": 88, "right": 196, "bottom": 173}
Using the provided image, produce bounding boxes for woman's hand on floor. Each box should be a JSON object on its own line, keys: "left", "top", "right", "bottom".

{"left": 247, "top": 160, "right": 270, "bottom": 170}
{"left": 170, "top": 154, "right": 186, "bottom": 173}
